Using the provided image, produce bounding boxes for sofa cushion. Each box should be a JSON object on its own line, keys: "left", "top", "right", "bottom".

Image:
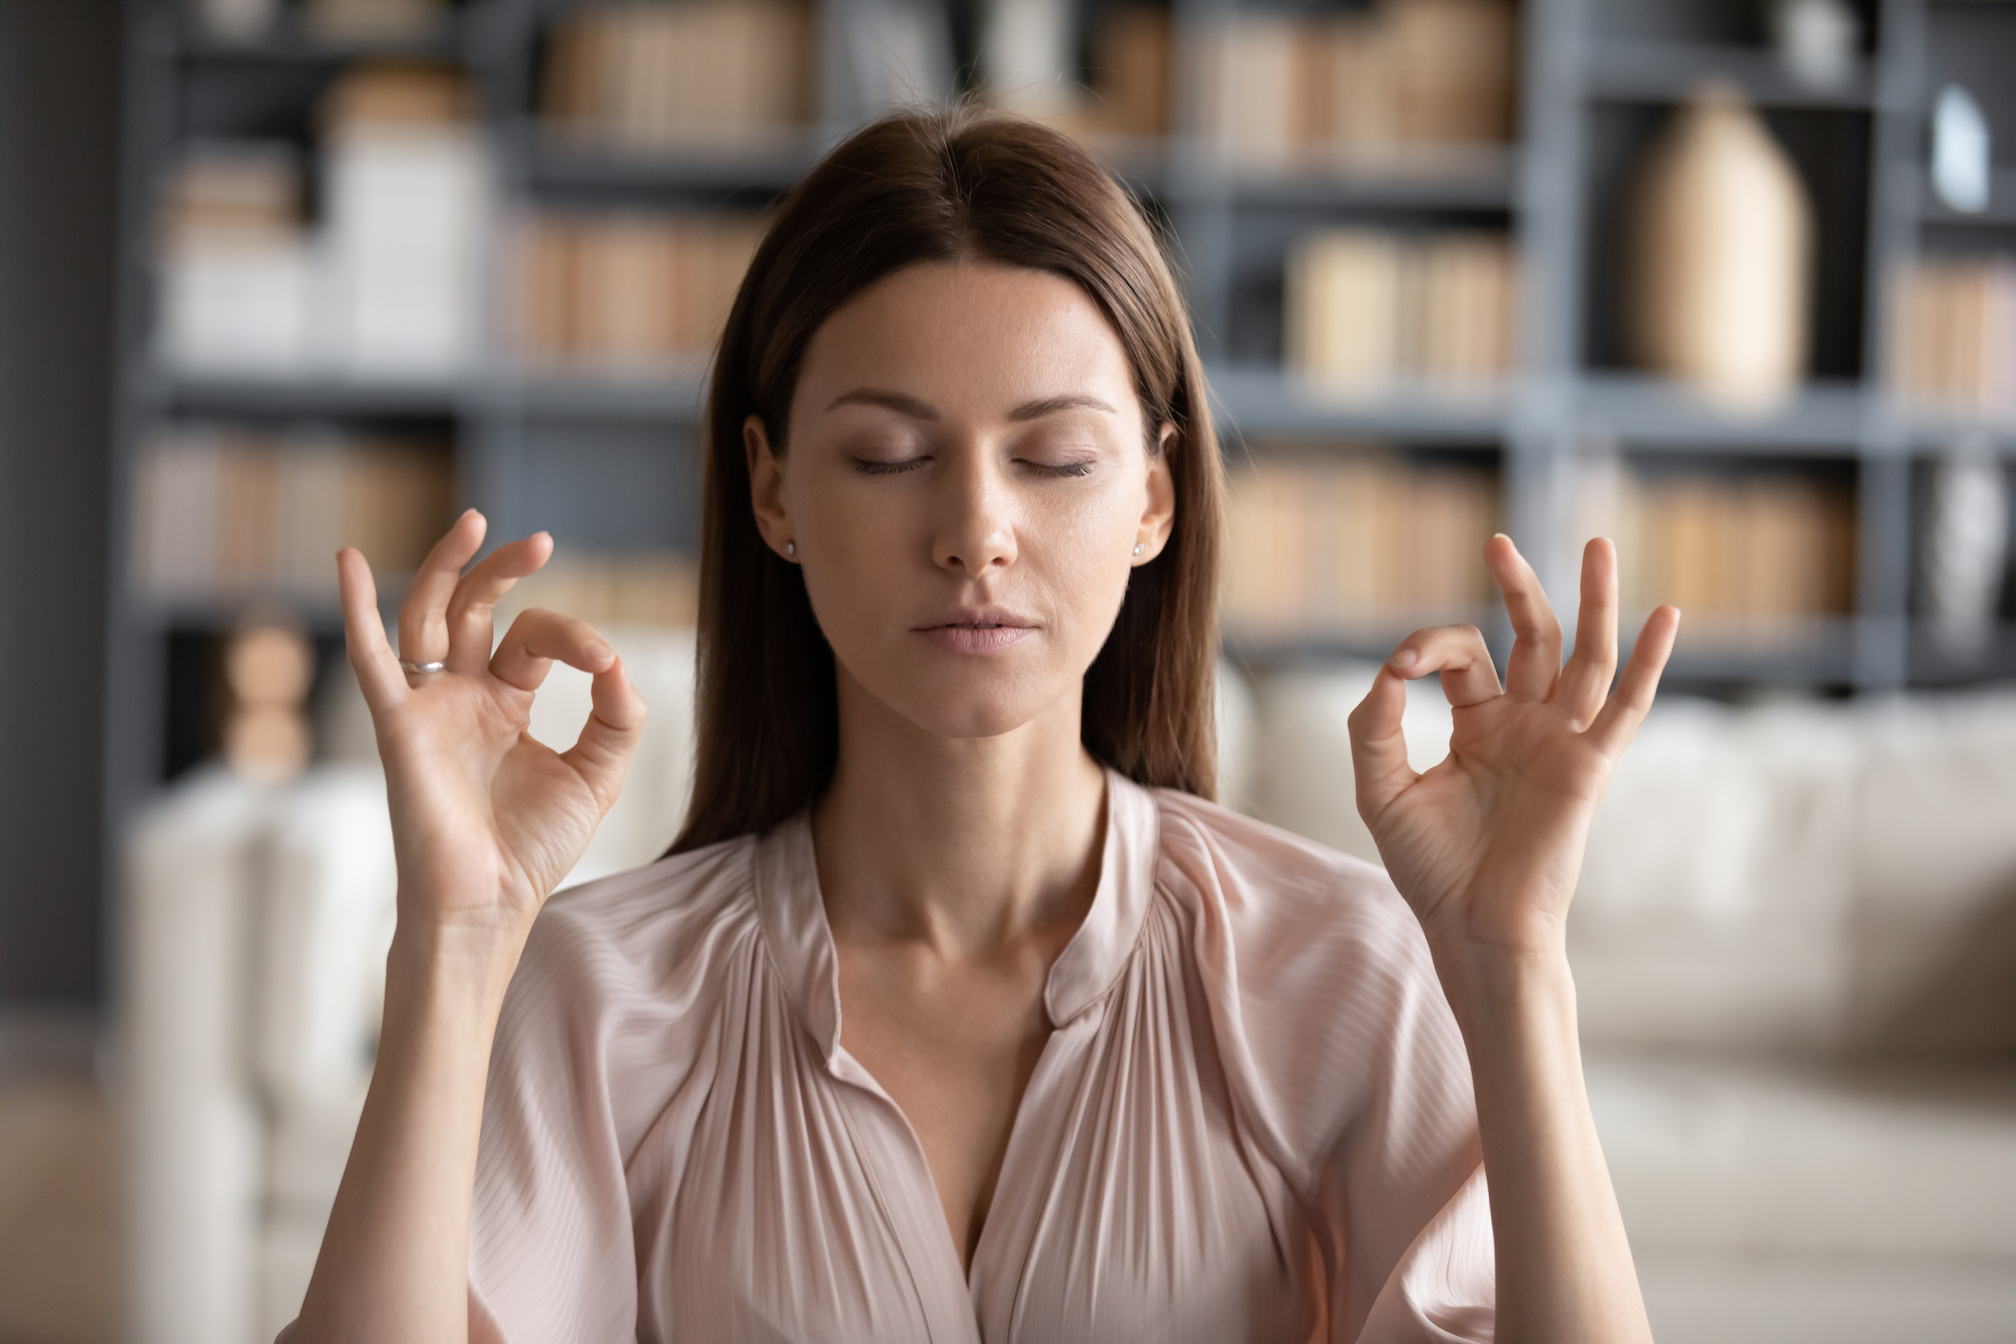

{"left": 1589, "top": 1054, "right": 2016, "bottom": 1260}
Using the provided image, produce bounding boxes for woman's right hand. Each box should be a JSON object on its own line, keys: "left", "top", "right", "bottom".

{"left": 338, "top": 508, "right": 648, "bottom": 950}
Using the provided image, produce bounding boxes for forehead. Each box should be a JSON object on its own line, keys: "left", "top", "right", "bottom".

{"left": 793, "top": 260, "right": 1137, "bottom": 417}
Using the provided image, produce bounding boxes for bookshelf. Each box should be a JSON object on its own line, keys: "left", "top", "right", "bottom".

{"left": 104, "top": 0, "right": 2016, "bottom": 835}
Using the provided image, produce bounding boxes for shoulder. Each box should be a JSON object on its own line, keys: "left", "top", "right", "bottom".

{"left": 492, "top": 834, "right": 763, "bottom": 1106}
{"left": 512, "top": 832, "right": 760, "bottom": 1012}
{"left": 1147, "top": 786, "right": 1428, "bottom": 978}
{"left": 1143, "top": 787, "right": 1469, "bottom": 1162}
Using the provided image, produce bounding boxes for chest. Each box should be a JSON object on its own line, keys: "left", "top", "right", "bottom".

{"left": 627, "top": 930, "right": 1314, "bottom": 1344}
{"left": 834, "top": 943, "right": 1056, "bottom": 1271}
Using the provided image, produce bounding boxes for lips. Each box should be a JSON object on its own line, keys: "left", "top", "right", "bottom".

{"left": 915, "top": 606, "right": 1037, "bottom": 654}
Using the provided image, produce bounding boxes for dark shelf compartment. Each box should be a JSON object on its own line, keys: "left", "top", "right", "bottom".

{"left": 140, "top": 368, "right": 470, "bottom": 419}
{"left": 1584, "top": 40, "right": 1881, "bottom": 110}
{"left": 517, "top": 122, "right": 825, "bottom": 199}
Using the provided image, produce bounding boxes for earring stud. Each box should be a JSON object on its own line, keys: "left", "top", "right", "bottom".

{"left": 785, "top": 541, "right": 796, "bottom": 557}
{"left": 1132, "top": 543, "right": 1145, "bottom": 556}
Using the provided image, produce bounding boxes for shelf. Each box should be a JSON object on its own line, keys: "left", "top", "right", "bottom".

{"left": 1650, "top": 613, "right": 1861, "bottom": 684}
{"left": 1914, "top": 167, "right": 2016, "bottom": 227}
{"left": 518, "top": 123, "right": 824, "bottom": 196}
{"left": 140, "top": 369, "right": 469, "bottom": 418}
{"left": 1583, "top": 41, "right": 1880, "bottom": 110}
{"left": 506, "top": 369, "right": 710, "bottom": 421}
{"left": 1575, "top": 374, "right": 1871, "bottom": 451}
{"left": 1207, "top": 364, "right": 1510, "bottom": 443}
{"left": 146, "top": 14, "right": 469, "bottom": 66}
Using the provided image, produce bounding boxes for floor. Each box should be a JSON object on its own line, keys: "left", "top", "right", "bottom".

{"left": 0, "top": 1079, "right": 116, "bottom": 1344}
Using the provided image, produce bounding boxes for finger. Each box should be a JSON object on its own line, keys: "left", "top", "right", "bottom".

{"left": 337, "top": 546, "right": 406, "bottom": 712}
{"left": 488, "top": 607, "right": 614, "bottom": 694}
{"left": 1587, "top": 606, "right": 1681, "bottom": 758}
{"left": 1553, "top": 538, "right": 1621, "bottom": 727}
{"left": 445, "top": 531, "right": 554, "bottom": 674}
{"left": 397, "top": 508, "right": 486, "bottom": 668}
{"left": 1384, "top": 624, "right": 1503, "bottom": 709}
{"left": 559, "top": 654, "right": 650, "bottom": 812}
{"left": 1487, "top": 534, "right": 1563, "bottom": 702}
{"left": 1345, "top": 664, "right": 1420, "bottom": 825}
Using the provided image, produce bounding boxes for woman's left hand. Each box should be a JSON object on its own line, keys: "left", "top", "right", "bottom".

{"left": 1347, "top": 535, "right": 1680, "bottom": 961}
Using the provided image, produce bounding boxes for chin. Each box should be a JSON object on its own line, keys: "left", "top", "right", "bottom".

{"left": 866, "top": 656, "right": 1070, "bottom": 742}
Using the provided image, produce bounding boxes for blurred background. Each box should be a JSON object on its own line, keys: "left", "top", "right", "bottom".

{"left": 2, "top": 0, "right": 2015, "bottom": 1340}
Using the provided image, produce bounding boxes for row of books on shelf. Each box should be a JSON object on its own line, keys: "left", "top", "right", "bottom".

{"left": 131, "top": 427, "right": 452, "bottom": 599}
{"left": 529, "top": 0, "right": 1517, "bottom": 165}
{"left": 1186, "top": 0, "right": 1518, "bottom": 167}
{"left": 1286, "top": 230, "right": 1519, "bottom": 396}
{"left": 157, "top": 65, "right": 488, "bottom": 381}
{"left": 1220, "top": 448, "right": 1500, "bottom": 634}
{"left": 495, "top": 553, "right": 701, "bottom": 631}
{"left": 542, "top": 0, "right": 817, "bottom": 154}
{"left": 1220, "top": 449, "right": 1857, "bottom": 639}
{"left": 514, "top": 211, "right": 769, "bottom": 373}
{"left": 1606, "top": 470, "right": 1857, "bottom": 621}
{"left": 1892, "top": 254, "right": 2016, "bottom": 423}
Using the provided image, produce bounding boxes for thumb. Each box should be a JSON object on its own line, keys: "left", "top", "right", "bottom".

{"left": 1345, "top": 665, "right": 1419, "bottom": 827}
{"left": 559, "top": 655, "right": 649, "bottom": 812}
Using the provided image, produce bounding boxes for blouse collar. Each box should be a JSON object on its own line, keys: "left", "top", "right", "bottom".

{"left": 752, "top": 765, "right": 1162, "bottom": 1067}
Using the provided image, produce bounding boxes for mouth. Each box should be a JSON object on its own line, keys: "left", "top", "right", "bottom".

{"left": 915, "top": 610, "right": 1038, "bottom": 654}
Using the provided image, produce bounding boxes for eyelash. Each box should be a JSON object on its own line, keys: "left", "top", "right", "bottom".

{"left": 849, "top": 457, "right": 1097, "bottom": 478}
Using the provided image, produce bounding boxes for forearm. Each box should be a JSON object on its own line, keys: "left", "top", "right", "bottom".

{"left": 289, "top": 919, "right": 524, "bottom": 1344}
{"left": 1431, "top": 940, "right": 1652, "bottom": 1344}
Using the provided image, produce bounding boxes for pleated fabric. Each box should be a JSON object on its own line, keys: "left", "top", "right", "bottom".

{"left": 466, "top": 769, "right": 1493, "bottom": 1344}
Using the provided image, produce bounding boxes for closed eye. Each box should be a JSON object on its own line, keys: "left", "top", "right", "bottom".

{"left": 1031, "top": 459, "right": 1098, "bottom": 478}
{"left": 852, "top": 456, "right": 930, "bottom": 475}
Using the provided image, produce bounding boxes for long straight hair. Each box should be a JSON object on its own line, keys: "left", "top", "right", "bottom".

{"left": 670, "top": 102, "right": 1222, "bottom": 854}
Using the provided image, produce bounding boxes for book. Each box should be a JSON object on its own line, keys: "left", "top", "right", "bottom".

{"left": 542, "top": 1, "right": 816, "bottom": 153}
{"left": 1892, "top": 255, "right": 2016, "bottom": 423}
{"left": 514, "top": 209, "right": 769, "bottom": 374}
{"left": 1197, "top": 0, "right": 1518, "bottom": 167}
{"left": 1615, "top": 468, "right": 1856, "bottom": 624}
{"left": 1287, "top": 229, "right": 1518, "bottom": 397}
{"left": 1221, "top": 446, "right": 1500, "bottom": 637}
{"left": 131, "top": 427, "right": 453, "bottom": 602}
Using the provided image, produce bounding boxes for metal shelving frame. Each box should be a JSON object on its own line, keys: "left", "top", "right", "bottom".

{"left": 101, "top": 0, "right": 2016, "bottom": 852}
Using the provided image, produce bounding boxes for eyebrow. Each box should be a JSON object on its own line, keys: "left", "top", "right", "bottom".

{"left": 824, "top": 388, "right": 1119, "bottom": 421}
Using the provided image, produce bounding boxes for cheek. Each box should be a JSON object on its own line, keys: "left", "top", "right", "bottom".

{"left": 1026, "top": 485, "right": 1147, "bottom": 627}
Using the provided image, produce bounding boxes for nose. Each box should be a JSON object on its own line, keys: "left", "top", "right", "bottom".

{"left": 931, "top": 446, "right": 1017, "bottom": 577}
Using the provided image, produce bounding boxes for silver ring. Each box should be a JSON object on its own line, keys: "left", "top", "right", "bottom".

{"left": 399, "top": 659, "right": 447, "bottom": 675}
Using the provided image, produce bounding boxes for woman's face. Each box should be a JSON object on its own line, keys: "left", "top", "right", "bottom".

{"left": 746, "top": 259, "right": 1176, "bottom": 741}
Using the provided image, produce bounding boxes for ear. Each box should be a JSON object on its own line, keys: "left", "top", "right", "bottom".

{"left": 744, "top": 413, "right": 797, "bottom": 562}
{"left": 1133, "top": 420, "right": 1179, "bottom": 566}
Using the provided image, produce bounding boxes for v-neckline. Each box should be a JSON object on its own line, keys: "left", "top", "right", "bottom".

{"left": 748, "top": 766, "right": 1164, "bottom": 1310}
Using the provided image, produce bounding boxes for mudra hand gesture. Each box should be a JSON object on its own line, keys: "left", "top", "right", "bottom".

{"left": 336, "top": 509, "right": 649, "bottom": 945}
{"left": 1349, "top": 535, "right": 1680, "bottom": 962}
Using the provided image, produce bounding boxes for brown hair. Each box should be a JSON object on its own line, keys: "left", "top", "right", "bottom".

{"left": 670, "top": 102, "right": 1222, "bottom": 854}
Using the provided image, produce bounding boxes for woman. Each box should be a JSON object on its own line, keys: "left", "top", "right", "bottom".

{"left": 288, "top": 105, "right": 1676, "bottom": 1344}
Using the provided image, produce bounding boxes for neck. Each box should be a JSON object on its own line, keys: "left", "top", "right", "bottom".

{"left": 812, "top": 666, "right": 1108, "bottom": 961}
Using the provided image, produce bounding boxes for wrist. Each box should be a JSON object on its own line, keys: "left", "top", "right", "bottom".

{"left": 1426, "top": 936, "right": 1578, "bottom": 1050}
{"left": 385, "top": 912, "right": 529, "bottom": 1016}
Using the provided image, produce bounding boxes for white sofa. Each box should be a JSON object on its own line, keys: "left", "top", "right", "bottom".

{"left": 119, "top": 635, "right": 2016, "bottom": 1343}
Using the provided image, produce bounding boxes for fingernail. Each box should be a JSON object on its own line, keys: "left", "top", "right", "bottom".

{"left": 587, "top": 641, "right": 612, "bottom": 662}
{"left": 1390, "top": 648, "right": 1418, "bottom": 669}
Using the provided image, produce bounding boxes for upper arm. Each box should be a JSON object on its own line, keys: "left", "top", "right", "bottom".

{"left": 465, "top": 922, "right": 641, "bottom": 1344}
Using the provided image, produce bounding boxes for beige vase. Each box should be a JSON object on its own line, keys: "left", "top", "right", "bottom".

{"left": 1627, "top": 81, "right": 1814, "bottom": 413}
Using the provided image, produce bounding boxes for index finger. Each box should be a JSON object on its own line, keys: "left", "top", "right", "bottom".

{"left": 337, "top": 547, "right": 406, "bottom": 712}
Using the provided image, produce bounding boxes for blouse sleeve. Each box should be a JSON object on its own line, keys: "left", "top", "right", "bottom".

{"left": 465, "top": 904, "right": 642, "bottom": 1343}
{"left": 1310, "top": 906, "right": 1494, "bottom": 1344}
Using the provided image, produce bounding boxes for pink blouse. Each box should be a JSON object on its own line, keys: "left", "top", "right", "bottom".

{"left": 465, "top": 768, "right": 1493, "bottom": 1343}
